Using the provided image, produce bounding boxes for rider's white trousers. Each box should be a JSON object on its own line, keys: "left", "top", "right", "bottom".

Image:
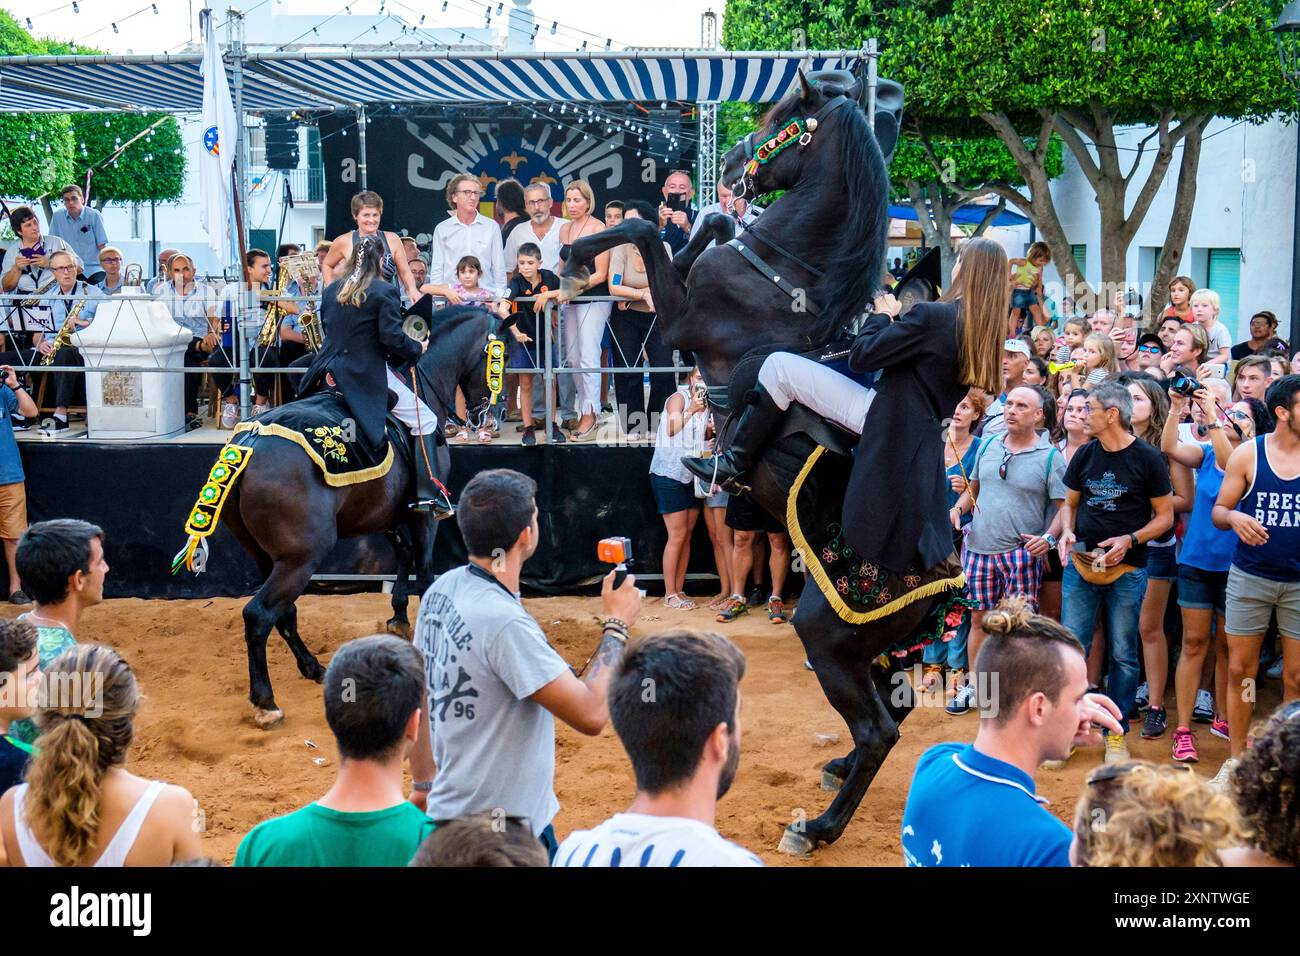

{"left": 386, "top": 366, "right": 438, "bottom": 436}
{"left": 756, "top": 351, "right": 876, "bottom": 433}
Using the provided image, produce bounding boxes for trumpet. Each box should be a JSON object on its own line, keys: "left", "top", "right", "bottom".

{"left": 42, "top": 295, "right": 85, "bottom": 366}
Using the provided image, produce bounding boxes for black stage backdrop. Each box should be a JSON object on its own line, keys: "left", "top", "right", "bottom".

{"left": 15, "top": 442, "right": 727, "bottom": 599}
{"left": 321, "top": 107, "right": 695, "bottom": 247}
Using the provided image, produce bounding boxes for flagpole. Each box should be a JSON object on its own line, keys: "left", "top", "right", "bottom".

{"left": 229, "top": 8, "right": 253, "bottom": 421}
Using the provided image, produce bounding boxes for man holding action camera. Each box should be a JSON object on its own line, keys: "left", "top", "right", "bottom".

{"left": 410, "top": 469, "right": 642, "bottom": 861}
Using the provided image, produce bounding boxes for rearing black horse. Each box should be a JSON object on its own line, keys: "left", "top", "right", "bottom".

{"left": 197, "top": 307, "right": 501, "bottom": 728}
{"left": 561, "top": 71, "right": 942, "bottom": 855}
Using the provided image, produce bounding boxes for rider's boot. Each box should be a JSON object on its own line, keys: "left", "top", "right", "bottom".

{"left": 409, "top": 431, "right": 455, "bottom": 520}
{"left": 682, "top": 384, "right": 783, "bottom": 494}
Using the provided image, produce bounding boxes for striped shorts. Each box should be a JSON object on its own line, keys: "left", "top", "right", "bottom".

{"left": 962, "top": 547, "right": 1043, "bottom": 611}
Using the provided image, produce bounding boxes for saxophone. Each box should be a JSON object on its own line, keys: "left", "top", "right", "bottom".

{"left": 41, "top": 292, "right": 86, "bottom": 366}
{"left": 20, "top": 274, "right": 60, "bottom": 308}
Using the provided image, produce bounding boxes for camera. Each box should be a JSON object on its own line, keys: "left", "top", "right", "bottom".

{"left": 597, "top": 537, "right": 633, "bottom": 590}
{"left": 1169, "top": 366, "right": 1203, "bottom": 398}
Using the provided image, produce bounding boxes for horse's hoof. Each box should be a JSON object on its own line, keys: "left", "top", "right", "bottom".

{"left": 253, "top": 707, "right": 284, "bottom": 730}
{"left": 821, "top": 770, "right": 844, "bottom": 792}
{"left": 386, "top": 618, "right": 411, "bottom": 640}
{"left": 777, "top": 826, "right": 815, "bottom": 858}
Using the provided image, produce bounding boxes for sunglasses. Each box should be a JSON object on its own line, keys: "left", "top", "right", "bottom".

{"left": 1138, "top": 345, "right": 1162, "bottom": 354}
{"left": 998, "top": 448, "right": 1036, "bottom": 480}
{"left": 1225, "top": 409, "right": 1251, "bottom": 422}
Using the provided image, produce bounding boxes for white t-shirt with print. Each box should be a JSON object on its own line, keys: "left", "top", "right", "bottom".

{"left": 554, "top": 812, "right": 763, "bottom": 868}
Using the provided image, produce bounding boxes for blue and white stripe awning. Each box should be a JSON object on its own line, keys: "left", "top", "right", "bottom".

{"left": 0, "top": 50, "right": 862, "bottom": 113}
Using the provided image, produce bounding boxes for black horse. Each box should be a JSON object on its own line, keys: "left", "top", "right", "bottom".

{"left": 206, "top": 307, "right": 501, "bottom": 728}
{"left": 560, "top": 71, "right": 945, "bottom": 855}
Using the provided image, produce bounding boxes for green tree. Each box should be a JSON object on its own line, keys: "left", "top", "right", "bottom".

{"left": 0, "top": 11, "right": 75, "bottom": 210}
{"left": 70, "top": 112, "right": 186, "bottom": 208}
{"left": 890, "top": 132, "right": 1063, "bottom": 282}
{"left": 886, "top": 0, "right": 1294, "bottom": 319}
{"left": 722, "top": 0, "right": 1061, "bottom": 285}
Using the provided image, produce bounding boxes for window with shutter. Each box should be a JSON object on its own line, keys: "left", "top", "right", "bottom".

{"left": 1206, "top": 249, "right": 1242, "bottom": 339}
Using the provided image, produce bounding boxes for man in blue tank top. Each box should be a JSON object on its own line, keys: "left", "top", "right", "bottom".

{"left": 1212, "top": 375, "right": 1300, "bottom": 788}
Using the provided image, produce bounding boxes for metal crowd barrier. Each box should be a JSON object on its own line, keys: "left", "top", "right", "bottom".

{"left": 0, "top": 289, "right": 693, "bottom": 439}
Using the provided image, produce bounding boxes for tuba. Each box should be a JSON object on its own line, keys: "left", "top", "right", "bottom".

{"left": 276, "top": 252, "right": 323, "bottom": 352}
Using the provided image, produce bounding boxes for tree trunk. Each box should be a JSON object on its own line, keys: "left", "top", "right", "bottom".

{"left": 40, "top": 197, "right": 54, "bottom": 225}
{"left": 1148, "top": 124, "right": 1205, "bottom": 329}
{"left": 906, "top": 178, "right": 962, "bottom": 286}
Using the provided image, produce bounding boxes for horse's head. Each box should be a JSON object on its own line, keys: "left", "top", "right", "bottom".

{"left": 416, "top": 306, "right": 505, "bottom": 428}
{"left": 724, "top": 69, "right": 904, "bottom": 202}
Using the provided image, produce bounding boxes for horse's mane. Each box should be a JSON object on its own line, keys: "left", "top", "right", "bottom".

{"left": 812, "top": 103, "right": 889, "bottom": 343}
{"left": 756, "top": 89, "right": 890, "bottom": 345}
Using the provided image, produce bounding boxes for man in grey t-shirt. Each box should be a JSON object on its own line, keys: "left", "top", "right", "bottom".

{"left": 951, "top": 386, "right": 1065, "bottom": 706}
{"left": 410, "top": 468, "right": 642, "bottom": 858}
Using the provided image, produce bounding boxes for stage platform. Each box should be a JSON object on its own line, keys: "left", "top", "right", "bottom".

{"left": 15, "top": 410, "right": 722, "bottom": 599}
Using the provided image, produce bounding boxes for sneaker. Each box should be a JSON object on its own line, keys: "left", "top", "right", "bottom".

{"left": 10, "top": 415, "right": 29, "bottom": 432}
{"left": 1171, "top": 726, "right": 1199, "bottom": 763}
{"left": 1141, "top": 706, "right": 1167, "bottom": 740}
{"left": 39, "top": 416, "right": 69, "bottom": 434}
{"left": 1266, "top": 657, "right": 1284, "bottom": 680}
{"left": 946, "top": 682, "right": 976, "bottom": 715}
{"left": 521, "top": 425, "right": 536, "bottom": 447}
{"left": 1208, "top": 756, "right": 1239, "bottom": 793}
{"left": 1103, "top": 732, "right": 1131, "bottom": 764}
{"left": 220, "top": 403, "right": 239, "bottom": 428}
{"left": 715, "top": 597, "right": 749, "bottom": 623}
{"left": 767, "top": 596, "right": 787, "bottom": 624}
{"left": 7, "top": 589, "right": 31, "bottom": 605}
{"left": 1134, "top": 681, "right": 1150, "bottom": 713}
{"left": 1041, "top": 747, "right": 1075, "bottom": 771}
{"left": 561, "top": 418, "right": 578, "bottom": 432}
{"left": 185, "top": 413, "right": 203, "bottom": 433}
{"left": 252, "top": 402, "right": 270, "bottom": 418}
{"left": 1210, "top": 717, "right": 1230, "bottom": 740}
{"left": 1193, "top": 689, "right": 1215, "bottom": 724}
{"left": 746, "top": 585, "right": 765, "bottom": 608}
{"left": 549, "top": 424, "right": 566, "bottom": 444}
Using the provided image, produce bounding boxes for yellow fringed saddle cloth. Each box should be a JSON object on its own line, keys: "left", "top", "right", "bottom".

{"left": 785, "top": 444, "right": 966, "bottom": 627}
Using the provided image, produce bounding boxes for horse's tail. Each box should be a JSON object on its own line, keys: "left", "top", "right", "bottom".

{"left": 171, "top": 440, "right": 257, "bottom": 575}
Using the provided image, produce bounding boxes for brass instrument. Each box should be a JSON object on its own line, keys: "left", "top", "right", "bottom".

{"left": 124, "top": 263, "right": 144, "bottom": 287}
{"left": 270, "top": 252, "right": 323, "bottom": 351}
{"left": 20, "top": 274, "right": 60, "bottom": 309}
{"left": 41, "top": 290, "right": 86, "bottom": 366}
{"left": 401, "top": 314, "right": 429, "bottom": 343}
{"left": 256, "top": 267, "right": 288, "bottom": 348}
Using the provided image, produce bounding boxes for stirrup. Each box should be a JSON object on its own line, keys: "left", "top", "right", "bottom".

{"left": 410, "top": 498, "right": 455, "bottom": 520}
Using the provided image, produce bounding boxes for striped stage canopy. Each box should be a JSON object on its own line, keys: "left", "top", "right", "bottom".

{"left": 0, "top": 50, "right": 863, "bottom": 113}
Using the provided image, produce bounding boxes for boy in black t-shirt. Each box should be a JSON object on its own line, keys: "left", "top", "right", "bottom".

{"left": 497, "top": 243, "right": 563, "bottom": 446}
{"left": 0, "top": 619, "right": 39, "bottom": 796}
{"left": 1057, "top": 383, "right": 1174, "bottom": 762}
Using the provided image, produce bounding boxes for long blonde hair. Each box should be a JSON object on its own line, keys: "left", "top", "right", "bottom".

{"left": 24, "top": 644, "right": 139, "bottom": 867}
{"left": 337, "top": 235, "right": 383, "bottom": 308}
{"left": 1084, "top": 332, "right": 1119, "bottom": 374}
{"left": 943, "top": 238, "right": 1008, "bottom": 396}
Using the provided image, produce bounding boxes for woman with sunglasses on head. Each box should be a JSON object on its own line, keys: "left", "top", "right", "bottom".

{"left": 1119, "top": 373, "right": 1189, "bottom": 741}
{"left": 1160, "top": 385, "right": 1268, "bottom": 763}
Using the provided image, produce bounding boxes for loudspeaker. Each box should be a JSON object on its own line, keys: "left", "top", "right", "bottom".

{"left": 265, "top": 118, "right": 300, "bottom": 171}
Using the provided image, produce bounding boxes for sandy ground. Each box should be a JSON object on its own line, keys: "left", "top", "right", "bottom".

{"left": 2, "top": 593, "right": 1265, "bottom": 866}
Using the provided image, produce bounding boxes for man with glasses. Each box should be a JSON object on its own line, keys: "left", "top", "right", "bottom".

{"left": 429, "top": 173, "right": 506, "bottom": 297}
{"left": 47, "top": 186, "right": 108, "bottom": 285}
{"left": 95, "top": 247, "right": 126, "bottom": 296}
{"left": 950, "top": 385, "right": 1066, "bottom": 714}
{"left": 505, "top": 184, "right": 567, "bottom": 282}
{"left": 8, "top": 251, "right": 104, "bottom": 434}
{"left": 154, "top": 253, "right": 218, "bottom": 429}
{"left": 977, "top": 339, "right": 1031, "bottom": 438}
{"left": 1057, "top": 382, "right": 1175, "bottom": 763}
